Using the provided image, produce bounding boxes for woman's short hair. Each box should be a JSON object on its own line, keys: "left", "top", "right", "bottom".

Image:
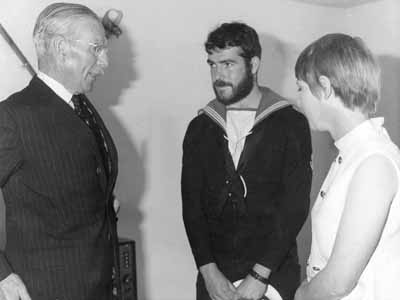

{"left": 295, "top": 33, "right": 380, "bottom": 115}
{"left": 33, "top": 2, "right": 100, "bottom": 58}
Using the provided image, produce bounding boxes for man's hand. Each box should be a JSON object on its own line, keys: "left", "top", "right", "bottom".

{"left": 200, "top": 263, "right": 236, "bottom": 300}
{"left": 0, "top": 273, "right": 31, "bottom": 300}
{"left": 234, "top": 274, "right": 267, "bottom": 300}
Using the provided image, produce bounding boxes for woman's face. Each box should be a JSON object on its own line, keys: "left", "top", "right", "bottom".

{"left": 295, "top": 80, "right": 325, "bottom": 131}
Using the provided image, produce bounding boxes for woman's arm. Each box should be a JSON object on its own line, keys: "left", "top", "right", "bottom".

{"left": 295, "top": 153, "right": 398, "bottom": 300}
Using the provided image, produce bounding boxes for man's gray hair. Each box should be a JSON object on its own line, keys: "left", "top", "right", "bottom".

{"left": 33, "top": 2, "right": 100, "bottom": 58}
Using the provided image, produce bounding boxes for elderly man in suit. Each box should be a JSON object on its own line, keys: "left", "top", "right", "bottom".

{"left": 0, "top": 3, "right": 119, "bottom": 300}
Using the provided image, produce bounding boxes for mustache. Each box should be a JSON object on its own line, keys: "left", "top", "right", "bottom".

{"left": 213, "top": 80, "right": 232, "bottom": 87}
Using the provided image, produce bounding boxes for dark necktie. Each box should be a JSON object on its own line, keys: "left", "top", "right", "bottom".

{"left": 71, "top": 94, "right": 112, "bottom": 179}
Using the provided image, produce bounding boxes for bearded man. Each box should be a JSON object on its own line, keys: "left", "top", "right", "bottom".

{"left": 181, "top": 22, "right": 312, "bottom": 300}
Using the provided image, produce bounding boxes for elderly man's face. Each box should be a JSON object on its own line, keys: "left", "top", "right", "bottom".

{"left": 64, "top": 18, "right": 109, "bottom": 94}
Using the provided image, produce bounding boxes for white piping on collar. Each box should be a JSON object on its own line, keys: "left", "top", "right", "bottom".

{"left": 202, "top": 106, "right": 226, "bottom": 130}
{"left": 202, "top": 100, "right": 291, "bottom": 131}
{"left": 254, "top": 100, "right": 290, "bottom": 126}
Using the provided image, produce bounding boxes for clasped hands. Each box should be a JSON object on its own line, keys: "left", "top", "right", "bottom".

{"left": 233, "top": 275, "right": 268, "bottom": 300}
{"left": 201, "top": 263, "right": 267, "bottom": 300}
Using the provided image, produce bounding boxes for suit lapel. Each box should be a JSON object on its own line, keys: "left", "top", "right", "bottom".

{"left": 29, "top": 76, "right": 117, "bottom": 194}
{"left": 31, "top": 77, "right": 102, "bottom": 161}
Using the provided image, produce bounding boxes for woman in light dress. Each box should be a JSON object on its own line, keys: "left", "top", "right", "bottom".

{"left": 293, "top": 33, "right": 400, "bottom": 300}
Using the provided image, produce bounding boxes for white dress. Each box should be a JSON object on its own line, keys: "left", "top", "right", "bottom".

{"left": 307, "top": 118, "right": 400, "bottom": 300}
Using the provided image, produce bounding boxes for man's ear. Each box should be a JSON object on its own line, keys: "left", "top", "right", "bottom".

{"left": 250, "top": 56, "right": 260, "bottom": 75}
{"left": 52, "top": 36, "right": 69, "bottom": 62}
{"left": 318, "top": 75, "right": 334, "bottom": 100}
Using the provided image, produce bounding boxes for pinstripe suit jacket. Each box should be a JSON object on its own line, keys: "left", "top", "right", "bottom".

{"left": 0, "top": 76, "right": 118, "bottom": 300}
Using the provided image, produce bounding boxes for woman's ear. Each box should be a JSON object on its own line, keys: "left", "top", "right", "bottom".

{"left": 318, "top": 75, "right": 333, "bottom": 100}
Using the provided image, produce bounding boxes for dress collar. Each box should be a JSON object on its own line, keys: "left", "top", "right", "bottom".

{"left": 334, "top": 117, "right": 385, "bottom": 155}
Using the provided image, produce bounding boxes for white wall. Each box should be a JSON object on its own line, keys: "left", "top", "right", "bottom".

{"left": 344, "top": 0, "right": 400, "bottom": 147}
{"left": 0, "top": 1, "right": 399, "bottom": 299}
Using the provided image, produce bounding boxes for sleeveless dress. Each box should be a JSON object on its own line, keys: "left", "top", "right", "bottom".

{"left": 307, "top": 118, "right": 400, "bottom": 300}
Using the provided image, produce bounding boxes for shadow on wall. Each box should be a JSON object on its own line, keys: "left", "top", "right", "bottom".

{"left": 257, "top": 33, "right": 337, "bottom": 279}
{"left": 257, "top": 33, "right": 289, "bottom": 93}
{"left": 88, "top": 26, "right": 149, "bottom": 300}
{"left": 377, "top": 55, "right": 400, "bottom": 146}
{"left": 258, "top": 33, "right": 296, "bottom": 94}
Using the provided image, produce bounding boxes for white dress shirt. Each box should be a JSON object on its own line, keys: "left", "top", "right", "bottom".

{"left": 37, "top": 71, "right": 74, "bottom": 108}
{"left": 226, "top": 109, "right": 256, "bottom": 168}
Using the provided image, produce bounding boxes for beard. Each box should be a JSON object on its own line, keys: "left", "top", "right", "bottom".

{"left": 213, "top": 67, "right": 254, "bottom": 106}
